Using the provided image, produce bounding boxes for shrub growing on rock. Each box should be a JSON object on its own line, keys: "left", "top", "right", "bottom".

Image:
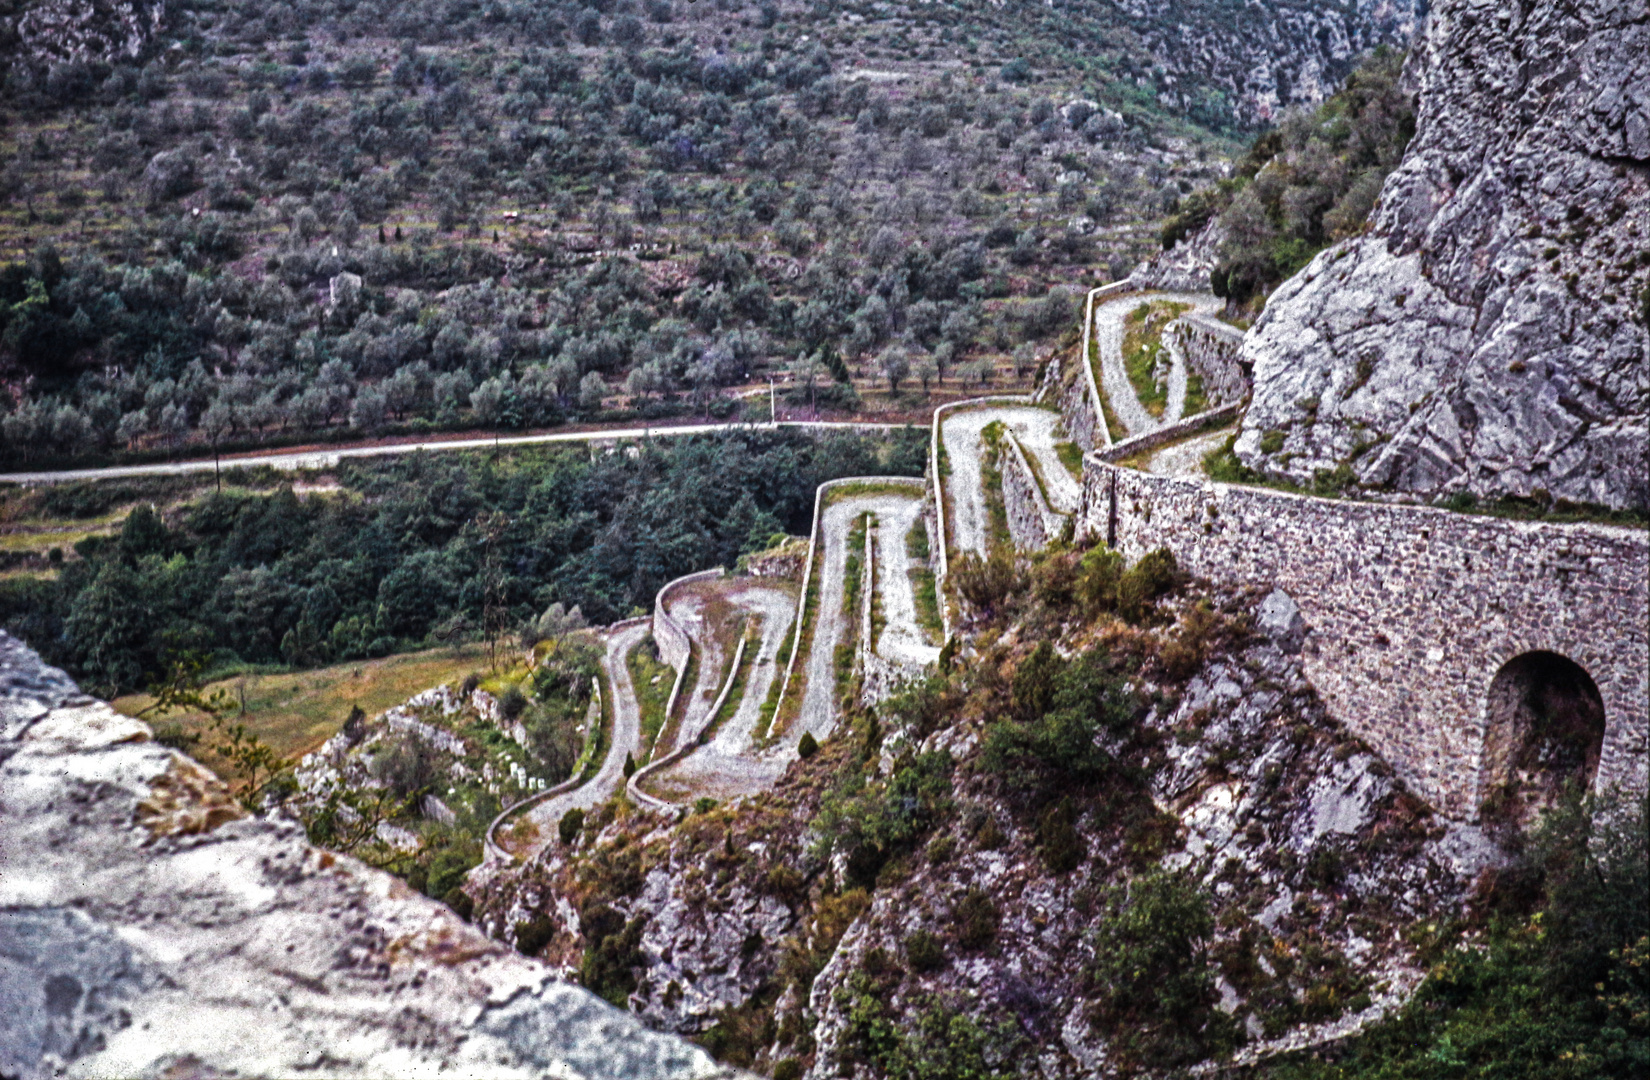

{"left": 906, "top": 929, "right": 946, "bottom": 973}
{"left": 559, "top": 807, "right": 585, "bottom": 845}
{"left": 1037, "top": 797, "right": 1087, "bottom": 874}
{"left": 954, "top": 888, "right": 1000, "bottom": 950}
{"left": 1088, "top": 868, "right": 1230, "bottom": 1070}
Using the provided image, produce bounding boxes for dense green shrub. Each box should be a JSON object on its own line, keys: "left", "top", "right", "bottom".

{"left": 905, "top": 929, "right": 946, "bottom": 974}
{"left": 954, "top": 888, "right": 1000, "bottom": 951}
{"left": 559, "top": 807, "right": 586, "bottom": 845}
{"left": 982, "top": 646, "right": 1137, "bottom": 802}
{"left": 1088, "top": 868, "right": 1231, "bottom": 1072}
{"left": 813, "top": 749, "right": 955, "bottom": 887}
{"left": 1037, "top": 797, "right": 1087, "bottom": 874}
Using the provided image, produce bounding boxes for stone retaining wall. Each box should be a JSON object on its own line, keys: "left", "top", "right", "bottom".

{"left": 1096, "top": 403, "right": 1242, "bottom": 464}
{"left": 1077, "top": 459, "right": 1650, "bottom": 819}
{"left": 653, "top": 568, "right": 722, "bottom": 672}
{"left": 1169, "top": 312, "right": 1250, "bottom": 406}
{"left": 1001, "top": 431, "right": 1068, "bottom": 550}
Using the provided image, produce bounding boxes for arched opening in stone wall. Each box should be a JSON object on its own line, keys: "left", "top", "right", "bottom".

{"left": 1478, "top": 651, "right": 1606, "bottom": 825}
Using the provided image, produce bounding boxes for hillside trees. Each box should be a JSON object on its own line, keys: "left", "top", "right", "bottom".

{"left": 0, "top": 429, "right": 925, "bottom": 694}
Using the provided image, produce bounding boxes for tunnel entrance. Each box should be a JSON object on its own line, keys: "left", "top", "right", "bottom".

{"left": 1479, "top": 651, "right": 1606, "bottom": 825}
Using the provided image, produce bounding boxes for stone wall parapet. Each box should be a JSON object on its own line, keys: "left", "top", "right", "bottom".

{"left": 1077, "top": 458, "right": 1650, "bottom": 819}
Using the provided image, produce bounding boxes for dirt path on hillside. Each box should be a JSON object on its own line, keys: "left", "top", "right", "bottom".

{"left": 942, "top": 406, "right": 1077, "bottom": 557}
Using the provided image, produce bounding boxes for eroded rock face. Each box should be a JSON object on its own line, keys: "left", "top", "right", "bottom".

{"left": 0, "top": 632, "right": 745, "bottom": 1080}
{"left": 1237, "top": 0, "right": 1650, "bottom": 511}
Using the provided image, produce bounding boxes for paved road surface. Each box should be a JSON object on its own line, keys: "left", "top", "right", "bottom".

{"left": 871, "top": 498, "right": 943, "bottom": 668}
{"left": 513, "top": 620, "right": 650, "bottom": 844}
{"left": 0, "top": 420, "right": 910, "bottom": 486}
{"left": 1092, "top": 291, "right": 1223, "bottom": 437}
{"left": 941, "top": 405, "right": 1078, "bottom": 557}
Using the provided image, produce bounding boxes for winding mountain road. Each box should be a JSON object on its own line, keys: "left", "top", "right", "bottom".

{"left": 507, "top": 620, "right": 650, "bottom": 849}
{"left": 642, "top": 580, "right": 798, "bottom": 802}
{"left": 940, "top": 405, "right": 1079, "bottom": 557}
{"left": 1092, "top": 291, "right": 1224, "bottom": 437}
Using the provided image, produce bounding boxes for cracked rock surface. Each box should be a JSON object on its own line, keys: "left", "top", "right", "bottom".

{"left": 1237, "top": 0, "right": 1650, "bottom": 511}
{"left": 0, "top": 631, "right": 746, "bottom": 1080}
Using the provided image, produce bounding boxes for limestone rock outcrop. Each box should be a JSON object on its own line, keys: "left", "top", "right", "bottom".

{"left": 1236, "top": 0, "right": 1650, "bottom": 511}
{"left": 0, "top": 632, "right": 746, "bottom": 1080}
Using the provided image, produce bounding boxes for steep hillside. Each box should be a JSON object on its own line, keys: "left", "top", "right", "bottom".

{"left": 1234, "top": 0, "right": 1650, "bottom": 512}
{"left": 0, "top": 0, "right": 1424, "bottom": 470}
{"left": 470, "top": 556, "right": 1505, "bottom": 1077}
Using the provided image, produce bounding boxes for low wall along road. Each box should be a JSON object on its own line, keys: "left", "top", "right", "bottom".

{"left": 1079, "top": 459, "right": 1649, "bottom": 820}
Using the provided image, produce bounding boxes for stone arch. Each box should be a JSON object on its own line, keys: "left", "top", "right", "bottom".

{"left": 1478, "top": 651, "right": 1606, "bottom": 824}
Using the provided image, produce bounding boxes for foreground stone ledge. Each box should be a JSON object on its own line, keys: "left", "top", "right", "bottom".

{"left": 0, "top": 631, "right": 747, "bottom": 1080}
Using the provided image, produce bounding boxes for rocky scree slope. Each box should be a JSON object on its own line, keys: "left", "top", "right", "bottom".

{"left": 1236, "top": 0, "right": 1650, "bottom": 512}
{"left": 0, "top": 630, "right": 746, "bottom": 1080}
{"left": 471, "top": 578, "right": 1505, "bottom": 1078}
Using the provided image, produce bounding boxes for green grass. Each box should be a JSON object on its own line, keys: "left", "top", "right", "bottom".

{"left": 1183, "top": 369, "right": 1208, "bottom": 417}
{"left": 627, "top": 637, "right": 675, "bottom": 764}
{"left": 1055, "top": 440, "right": 1085, "bottom": 482}
{"left": 905, "top": 517, "right": 930, "bottom": 562}
{"left": 752, "top": 617, "right": 795, "bottom": 743}
{"left": 978, "top": 423, "right": 1014, "bottom": 555}
{"left": 910, "top": 566, "right": 943, "bottom": 644}
{"left": 1121, "top": 301, "right": 1192, "bottom": 418}
{"left": 112, "top": 641, "right": 494, "bottom": 783}
{"left": 767, "top": 539, "right": 823, "bottom": 744}
{"left": 701, "top": 624, "right": 757, "bottom": 743}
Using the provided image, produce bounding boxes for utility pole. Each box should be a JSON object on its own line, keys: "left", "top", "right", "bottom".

{"left": 769, "top": 376, "right": 777, "bottom": 428}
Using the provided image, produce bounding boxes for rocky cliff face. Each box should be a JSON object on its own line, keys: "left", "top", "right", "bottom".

{"left": 473, "top": 587, "right": 1506, "bottom": 1077}
{"left": 1236, "top": 0, "right": 1650, "bottom": 511}
{"left": 0, "top": 632, "right": 744, "bottom": 1080}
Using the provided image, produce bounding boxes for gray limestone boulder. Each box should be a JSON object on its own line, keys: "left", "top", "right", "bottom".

{"left": 1237, "top": 0, "right": 1650, "bottom": 512}
{"left": 0, "top": 631, "right": 747, "bottom": 1080}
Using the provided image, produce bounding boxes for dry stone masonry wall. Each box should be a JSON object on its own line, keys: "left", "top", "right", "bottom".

{"left": 1000, "top": 431, "right": 1068, "bottom": 550}
{"left": 1170, "top": 313, "right": 1250, "bottom": 407}
{"left": 1077, "top": 460, "right": 1649, "bottom": 820}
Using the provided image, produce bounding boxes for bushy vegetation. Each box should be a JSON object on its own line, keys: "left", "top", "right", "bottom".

{"left": 0, "top": 427, "right": 922, "bottom": 694}
{"left": 1262, "top": 790, "right": 1648, "bottom": 1080}
{"left": 1160, "top": 47, "right": 1415, "bottom": 305}
{"left": 1088, "top": 867, "right": 1234, "bottom": 1072}
{"left": 0, "top": 0, "right": 1263, "bottom": 467}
